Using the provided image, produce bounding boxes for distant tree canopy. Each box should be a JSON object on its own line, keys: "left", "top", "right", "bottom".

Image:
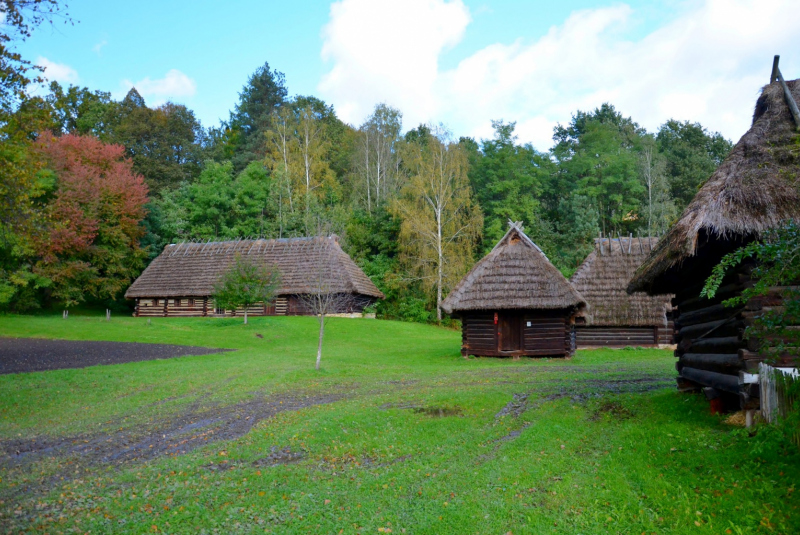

{"left": 1, "top": 39, "right": 735, "bottom": 320}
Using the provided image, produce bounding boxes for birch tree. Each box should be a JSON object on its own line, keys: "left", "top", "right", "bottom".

{"left": 640, "top": 138, "right": 675, "bottom": 236}
{"left": 393, "top": 126, "right": 482, "bottom": 321}
{"left": 354, "top": 104, "right": 402, "bottom": 212}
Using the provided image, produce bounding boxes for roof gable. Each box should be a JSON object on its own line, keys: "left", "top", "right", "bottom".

{"left": 441, "top": 223, "right": 585, "bottom": 313}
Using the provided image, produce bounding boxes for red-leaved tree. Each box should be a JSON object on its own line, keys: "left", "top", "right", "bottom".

{"left": 35, "top": 133, "right": 149, "bottom": 306}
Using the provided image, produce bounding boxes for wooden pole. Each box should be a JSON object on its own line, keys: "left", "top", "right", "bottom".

{"left": 599, "top": 231, "right": 604, "bottom": 255}
{"left": 776, "top": 68, "right": 800, "bottom": 131}
{"left": 771, "top": 55, "right": 780, "bottom": 84}
{"left": 628, "top": 233, "right": 633, "bottom": 254}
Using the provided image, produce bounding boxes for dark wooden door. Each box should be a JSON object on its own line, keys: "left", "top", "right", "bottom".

{"left": 498, "top": 313, "right": 521, "bottom": 351}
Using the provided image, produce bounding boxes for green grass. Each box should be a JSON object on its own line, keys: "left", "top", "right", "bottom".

{"left": 0, "top": 314, "right": 798, "bottom": 534}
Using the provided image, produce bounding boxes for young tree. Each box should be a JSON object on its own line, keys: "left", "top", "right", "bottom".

{"left": 212, "top": 254, "right": 280, "bottom": 324}
{"left": 393, "top": 126, "right": 483, "bottom": 321}
{"left": 297, "top": 236, "right": 356, "bottom": 370}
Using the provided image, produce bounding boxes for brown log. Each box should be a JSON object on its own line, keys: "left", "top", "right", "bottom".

{"left": 688, "top": 336, "right": 745, "bottom": 354}
{"left": 680, "top": 353, "right": 741, "bottom": 371}
{"left": 680, "top": 367, "right": 740, "bottom": 394}
{"left": 678, "top": 319, "right": 745, "bottom": 341}
{"left": 676, "top": 303, "right": 741, "bottom": 327}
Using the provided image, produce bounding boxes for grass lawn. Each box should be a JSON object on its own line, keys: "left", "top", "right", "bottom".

{"left": 0, "top": 314, "right": 798, "bottom": 534}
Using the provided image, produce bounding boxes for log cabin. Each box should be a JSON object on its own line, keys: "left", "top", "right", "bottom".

{"left": 441, "top": 222, "right": 586, "bottom": 358}
{"left": 570, "top": 236, "right": 674, "bottom": 347}
{"left": 124, "top": 236, "right": 384, "bottom": 317}
{"left": 627, "top": 73, "right": 800, "bottom": 410}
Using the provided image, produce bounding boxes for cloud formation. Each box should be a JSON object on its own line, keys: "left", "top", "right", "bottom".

{"left": 36, "top": 56, "right": 79, "bottom": 84}
{"left": 122, "top": 69, "right": 197, "bottom": 105}
{"left": 319, "top": 0, "right": 800, "bottom": 150}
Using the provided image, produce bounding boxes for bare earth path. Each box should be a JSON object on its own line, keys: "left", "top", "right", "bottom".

{"left": 0, "top": 337, "right": 234, "bottom": 374}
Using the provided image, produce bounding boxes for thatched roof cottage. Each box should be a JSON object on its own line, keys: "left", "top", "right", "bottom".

{"left": 442, "top": 222, "right": 585, "bottom": 357}
{"left": 570, "top": 237, "right": 674, "bottom": 347}
{"left": 628, "top": 72, "right": 800, "bottom": 409}
{"left": 125, "top": 236, "right": 384, "bottom": 317}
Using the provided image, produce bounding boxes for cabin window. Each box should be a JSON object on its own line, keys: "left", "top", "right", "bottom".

{"left": 153, "top": 298, "right": 159, "bottom": 306}
{"left": 215, "top": 307, "right": 224, "bottom": 315}
{"left": 188, "top": 298, "right": 195, "bottom": 307}
{"left": 575, "top": 317, "right": 586, "bottom": 325}
{"left": 175, "top": 298, "right": 182, "bottom": 307}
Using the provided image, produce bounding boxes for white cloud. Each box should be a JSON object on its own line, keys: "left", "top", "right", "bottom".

{"left": 121, "top": 69, "right": 197, "bottom": 105}
{"left": 36, "top": 56, "right": 79, "bottom": 84}
{"left": 319, "top": 0, "right": 470, "bottom": 129}
{"left": 319, "top": 0, "right": 800, "bottom": 150}
{"left": 92, "top": 39, "right": 107, "bottom": 56}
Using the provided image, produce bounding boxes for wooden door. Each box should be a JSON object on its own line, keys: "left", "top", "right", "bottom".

{"left": 498, "top": 313, "right": 522, "bottom": 351}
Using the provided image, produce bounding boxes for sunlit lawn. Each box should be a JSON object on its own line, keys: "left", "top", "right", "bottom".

{"left": 0, "top": 314, "right": 797, "bottom": 534}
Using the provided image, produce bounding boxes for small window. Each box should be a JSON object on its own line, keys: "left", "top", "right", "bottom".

{"left": 154, "top": 298, "right": 159, "bottom": 306}
{"left": 188, "top": 298, "right": 195, "bottom": 307}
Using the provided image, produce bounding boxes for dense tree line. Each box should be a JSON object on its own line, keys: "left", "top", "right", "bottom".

{"left": 1, "top": 3, "right": 733, "bottom": 320}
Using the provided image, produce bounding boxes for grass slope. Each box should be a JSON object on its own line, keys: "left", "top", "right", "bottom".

{"left": 0, "top": 314, "right": 798, "bottom": 534}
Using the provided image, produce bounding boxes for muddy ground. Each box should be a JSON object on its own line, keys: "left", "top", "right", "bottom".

{"left": 0, "top": 337, "right": 234, "bottom": 374}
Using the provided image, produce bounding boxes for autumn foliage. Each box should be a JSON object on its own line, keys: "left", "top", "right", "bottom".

{"left": 34, "top": 133, "right": 149, "bottom": 305}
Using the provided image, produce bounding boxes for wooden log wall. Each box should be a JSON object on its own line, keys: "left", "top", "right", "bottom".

{"left": 523, "top": 315, "right": 570, "bottom": 355}
{"left": 461, "top": 313, "right": 497, "bottom": 355}
{"left": 576, "top": 326, "right": 659, "bottom": 347}
{"left": 460, "top": 311, "right": 573, "bottom": 357}
{"left": 672, "top": 262, "right": 761, "bottom": 406}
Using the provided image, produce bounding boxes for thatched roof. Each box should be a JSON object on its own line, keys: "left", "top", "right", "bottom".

{"left": 629, "top": 78, "right": 800, "bottom": 294}
{"left": 125, "top": 237, "right": 384, "bottom": 299}
{"left": 570, "top": 237, "right": 673, "bottom": 327}
{"left": 441, "top": 223, "right": 585, "bottom": 314}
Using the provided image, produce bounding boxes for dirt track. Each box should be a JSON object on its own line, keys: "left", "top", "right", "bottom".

{"left": 0, "top": 337, "right": 234, "bottom": 374}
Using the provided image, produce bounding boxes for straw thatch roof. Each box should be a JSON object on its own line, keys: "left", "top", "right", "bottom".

{"left": 441, "top": 223, "right": 585, "bottom": 314}
{"left": 571, "top": 237, "right": 672, "bottom": 326}
{"left": 629, "top": 78, "right": 800, "bottom": 294}
{"left": 125, "top": 237, "right": 384, "bottom": 299}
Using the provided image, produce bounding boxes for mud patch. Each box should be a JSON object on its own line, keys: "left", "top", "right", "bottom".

{"left": 0, "top": 337, "right": 234, "bottom": 374}
{"left": 413, "top": 406, "right": 462, "bottom": 417}
{"left": 253, "top": 446, "right": 306, "bottom": 467}
{"left": 1, "top": 394, "right": 340, "bottom": 471}
{"left": 589, "top": 401, "right": 635, "bottom": 421}
{"left": 495, "top": 393, "right": 529, "bottom": 419}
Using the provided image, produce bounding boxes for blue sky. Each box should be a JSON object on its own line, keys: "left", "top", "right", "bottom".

{"left": 18, "top": 0, "right": 800, "bottom": 150}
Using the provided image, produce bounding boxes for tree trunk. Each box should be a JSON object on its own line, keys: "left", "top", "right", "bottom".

{"left": 244, "top": 309, "right": 248, "bottom": 325}
{"left": 316, "top": 314, "right": 325, "bottom": 370}
{"left": 436, "top": 207, "right": 443, "bottom": 322}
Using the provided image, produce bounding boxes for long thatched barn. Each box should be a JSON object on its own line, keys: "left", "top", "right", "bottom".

{"left": 628, "top": 70, "right": 800, "bottom": 410}
{"left": 442, "top": 222, "right": 585, "bottom": 358}
{"left": 125, "top": 236, "right": 384, "bottom": 317}
{"left": 570, "top": 236, "right": 674, "bottom": 347}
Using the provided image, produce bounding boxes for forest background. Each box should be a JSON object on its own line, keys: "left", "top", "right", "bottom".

{"left": 1, "top": 4, "right": 733, "bottom": 323}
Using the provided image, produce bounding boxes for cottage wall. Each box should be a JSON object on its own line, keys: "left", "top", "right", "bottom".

{"left": 460, "top": 309, "right": 575, "bottom": 358}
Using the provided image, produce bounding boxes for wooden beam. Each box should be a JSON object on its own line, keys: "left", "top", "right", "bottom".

{"left": 680, "top": 353, "right": 741, "bottom": 371}
{"left": 771, "top": 55, "right": 780, "bottom": 83}
{"left": 776, "top": 68, "right": 800, "bottom": 131}
{"left": 680, "top": 367, "right": 740, "bottom": 394}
